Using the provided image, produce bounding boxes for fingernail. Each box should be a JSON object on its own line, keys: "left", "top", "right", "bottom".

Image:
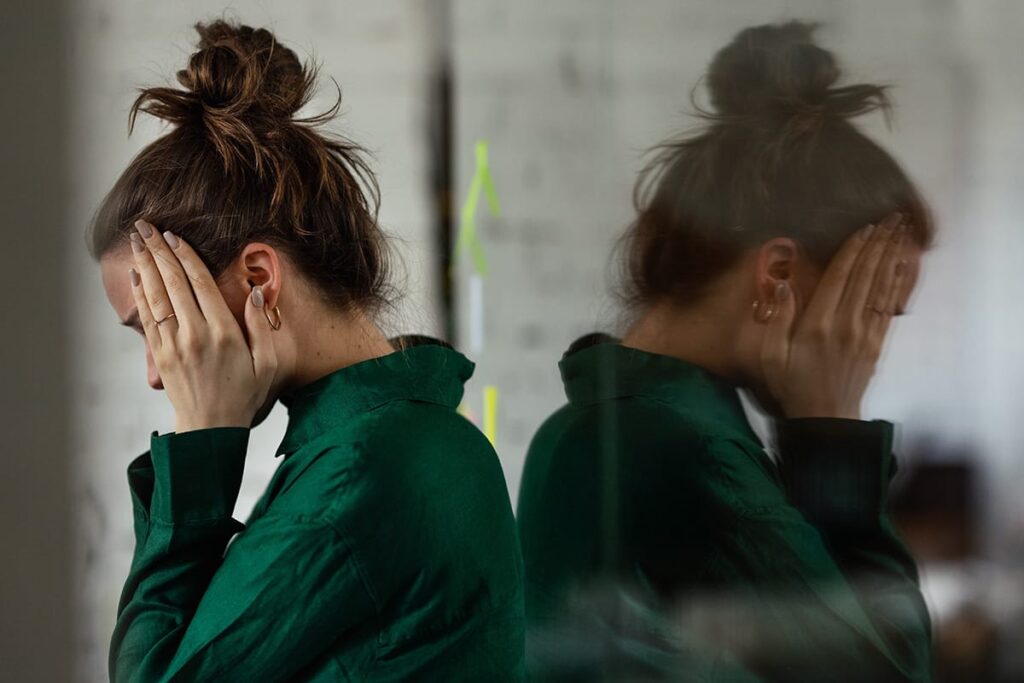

{"left": 775, "top": 281, "right": 788, "bottom": 301}
{"left": 129, "top": 232, "right": 144, "bottom": 253}
{"left": 863, "top": 224, "right": 876, "bottom": 240}
{"left": 895, "top": 259, "right": 908, "bottom": 276}
{"left": 251, "top": 285, "right": 264, "bottom": 308}
{"left": 135, "top": 219, "right": 153, "bottom": 238}
{"left": 163, "top": 231, "right": 179, "bottom": 249}
{"left": 129, "top": 268, "right": 140, "bottom": 286}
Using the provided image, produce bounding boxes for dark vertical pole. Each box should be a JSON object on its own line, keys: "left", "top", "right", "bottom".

{"left": 428, "top": 0, "right": 456, "bottom": 342}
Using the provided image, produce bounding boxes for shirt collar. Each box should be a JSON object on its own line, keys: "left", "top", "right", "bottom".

{"left": 274, "top": 343, "right": 474, "bottom": 458}
{"left": 558, "top": 338, "right": 762, "bottom": 446}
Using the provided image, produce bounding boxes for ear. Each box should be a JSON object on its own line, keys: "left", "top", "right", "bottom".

{"left": 753, "top": 237, "right": 799, "bottom": 304}
{"left": 233, "top": 242, "right": 284, "bottom": 308}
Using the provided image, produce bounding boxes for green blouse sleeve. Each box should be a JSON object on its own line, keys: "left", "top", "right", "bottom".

{"left": 109, "top": 429, "right": 376, "bottom": 682}
{"left": 770, "top": 417, "right": 933, "bottom": 682}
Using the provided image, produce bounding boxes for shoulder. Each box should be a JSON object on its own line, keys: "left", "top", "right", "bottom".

{"left": 520, "top": 396, "right": 718, "bottom": 508}
{"left": 288, "top": 400, "right": 507, "bottom": 522}
{"left": 526, "top": 396, "right": 715, "bottom": 464}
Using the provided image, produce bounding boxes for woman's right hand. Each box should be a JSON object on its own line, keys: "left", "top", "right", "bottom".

{"left": 760, "top": 212, "right": 912, "bottom": 419}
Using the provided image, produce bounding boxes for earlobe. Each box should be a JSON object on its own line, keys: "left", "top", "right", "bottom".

{"left": 752, "top": 298, "right": 777, "bottom": 323}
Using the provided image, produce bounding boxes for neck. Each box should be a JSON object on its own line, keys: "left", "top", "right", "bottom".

{"left": 621, "top": 296, "right": 744, "bottom": 384}
{"left": 277, "top": 305, "right": 394, "bottom": 398}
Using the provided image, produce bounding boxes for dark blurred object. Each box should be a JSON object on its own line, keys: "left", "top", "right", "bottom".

{"left": 934, "top": 604, "right": 999, "bottom": 683}
{"left": 889, "top": 445, "right": 1017, "bottom": 681}
{"left": 891, "top": 459, "right": 977, "bottom": 561}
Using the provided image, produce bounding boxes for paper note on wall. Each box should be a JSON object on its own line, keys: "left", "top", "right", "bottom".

{"left": 452, "top": 139, "right": 500, "bottom": 277}
{"left": 482, "top": 385, "right": 498, "bottom": 446}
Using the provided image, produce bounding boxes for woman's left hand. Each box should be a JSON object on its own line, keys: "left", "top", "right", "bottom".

{"left": 128, "top": 219, "right": 278, "bottom": 434}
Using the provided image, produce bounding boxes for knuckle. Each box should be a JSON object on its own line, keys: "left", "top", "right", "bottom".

{"left": 808, "top": 323, "right": 830, "bottom": 342}
{"left": 178, "top": 330, "right": 203, "bottom": 355}
{"left": 189, "top": 274, "right": 211, "bottom": 295}
{"left": 210, "top": 328, "right": 234, "bottom": 350}
{"left": 164, "top": 273, "right": 187, "bottom": 296}
{"left": 836, "top": 324, "right": 857, "bottom": 346}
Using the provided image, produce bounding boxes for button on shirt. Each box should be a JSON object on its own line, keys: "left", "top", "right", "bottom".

{"left": 110, "top": 343, "right": 526, "bottom": 682}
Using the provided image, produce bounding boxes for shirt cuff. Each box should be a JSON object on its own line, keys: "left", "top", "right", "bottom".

{"left": 148, "top": 427, "right": 250, "bottom": 524}
{"left": 775, "top": 418, "right": 896, "bottom": 537}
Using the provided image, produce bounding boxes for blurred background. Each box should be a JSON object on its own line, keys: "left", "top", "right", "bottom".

{"left": 2, "top": 0, "right": 1022, "bottom": 681}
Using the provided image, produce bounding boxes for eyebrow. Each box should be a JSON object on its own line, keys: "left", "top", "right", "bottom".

{"left": 120, "top": 310, "right": 141, "bottom": 328}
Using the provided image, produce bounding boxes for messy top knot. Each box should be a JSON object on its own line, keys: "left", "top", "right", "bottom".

{"left": 135, "top": 22, "right": 310, "bottom": 128}
{"left": 617, "top": 20, "right": 934, "bottom": 309}
{"left": 705, "top": 21, "right": 889, "bottom": 131}
{"left": 88, "top": 19, "right": 393, "bottom": 315}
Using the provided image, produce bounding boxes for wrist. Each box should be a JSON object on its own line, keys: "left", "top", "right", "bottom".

{"left": 781, "top": 400, "right": 861, "bottom": 420}
{"left": 175, "top": 417, "right": 252, "bottom": 434}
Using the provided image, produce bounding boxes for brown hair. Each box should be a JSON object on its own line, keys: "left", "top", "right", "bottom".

{"left": 86, "top": 19, "right": 393, "bottom": 313}
{"left": 618, "top": 21, "right": 934, "bottom": 308}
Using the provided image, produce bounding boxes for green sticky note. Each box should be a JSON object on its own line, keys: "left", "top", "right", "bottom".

{"left": 453, "top": 140, "right": 499, "bottom": 277}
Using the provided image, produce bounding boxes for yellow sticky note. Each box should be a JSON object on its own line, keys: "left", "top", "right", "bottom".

{"left": 482, "top": 385, "right": 498, "bottom": 446}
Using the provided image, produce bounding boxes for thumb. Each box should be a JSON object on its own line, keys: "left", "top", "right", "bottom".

{"left": 245, "top": 285, "right": 277, "bottom": 381}
{"left": 760, "top": 280, "right": 796, "bottom": 385}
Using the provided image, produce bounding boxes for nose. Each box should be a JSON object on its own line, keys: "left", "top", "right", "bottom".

{"left": 145, "top": 347, "right": 164, "bottom": 391}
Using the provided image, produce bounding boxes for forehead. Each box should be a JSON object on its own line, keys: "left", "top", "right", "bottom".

{"left": 99, "top": 245, "right": 136, "bottom": 322}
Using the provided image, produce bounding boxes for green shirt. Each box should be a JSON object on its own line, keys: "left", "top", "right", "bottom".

{"left": 517, "top": 339, "right": 932, "bottom": 682}
{"left": 110, "top": 342, "right": 525, "bottom": 682}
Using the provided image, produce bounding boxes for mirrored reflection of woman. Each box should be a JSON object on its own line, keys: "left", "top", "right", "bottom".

{"left": 89, "top": 21, "right": 524, "bottom": 682}
{"left": 518, "top": 22, "right": 934, "bottom": 683}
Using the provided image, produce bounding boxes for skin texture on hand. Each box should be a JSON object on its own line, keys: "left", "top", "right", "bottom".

{"left": 127, "top": 219, "right": 278, "bottom": 433}
{"left": 759, "top": 212, "right": 914, "bottom": 419}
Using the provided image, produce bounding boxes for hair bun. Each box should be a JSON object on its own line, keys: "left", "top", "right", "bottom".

{"left": 706, "top": 21, "right": 887, "bottom": 124}
{"left": 130, "top": 20, "right": 314, "bottom": 132}
{"left": 179, "top": 20, "right": 309, "bottom": 119}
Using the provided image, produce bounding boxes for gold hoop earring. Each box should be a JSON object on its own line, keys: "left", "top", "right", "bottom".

{"left": 752, "top": 299, "right": 776, "bottom": 323}
{"left": 264, "top": 305, "right": 282, "bottom": 330}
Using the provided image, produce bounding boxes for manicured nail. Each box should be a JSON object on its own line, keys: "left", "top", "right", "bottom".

{"left": 129, "top": 268, "right": 140, "bottom": 286}
{"left": 163, "top": 231, "right": 179, "bottom": 249}
{"left": 134, "top": 219, "right": 153, "bottom": 238}
{"left": 251, "top": 285, "right": 264, "bottom": 308}
{"left": 775, "top": 281, "right": 788, "bottom": 301}
{"left": 129, "top": 232, "right": 144, "bottom": 253}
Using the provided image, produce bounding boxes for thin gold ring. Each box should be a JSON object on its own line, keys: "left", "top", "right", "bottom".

{"left": 155, "top": 312, "right": 177, "bottom": 325}
{"left": 865, "top": 305, "right": 888, "bottom": 315}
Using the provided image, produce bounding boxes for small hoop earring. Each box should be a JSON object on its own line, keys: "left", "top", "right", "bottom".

{"left": 264, "top": 305, "right": 282, "bottom": 330}
{"left": 752, "top": 299, "right": 776, "bottom": 323}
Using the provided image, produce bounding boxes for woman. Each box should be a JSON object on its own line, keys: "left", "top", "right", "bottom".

{"left": 89, "top": 21, "right": 524, "bottom": 681}
{"left": 517, "top": 22, "right": 934, "bottom": 682}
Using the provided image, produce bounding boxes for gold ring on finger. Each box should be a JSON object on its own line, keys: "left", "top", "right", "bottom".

{"left": 864, "top": 304, "right": 888, "bottom": 315}
{"left": 155, "top": 312, "right": 177, "bottom": 325}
